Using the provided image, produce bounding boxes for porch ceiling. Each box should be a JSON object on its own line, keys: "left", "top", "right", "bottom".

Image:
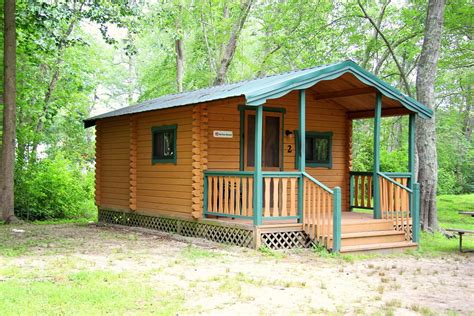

{"left": 307, "top": 73, "right": 410, "bottom": 119}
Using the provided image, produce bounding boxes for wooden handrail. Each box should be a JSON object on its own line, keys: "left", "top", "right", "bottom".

{"left": 378, "top": 172, "right": 412, "bottom": 193}
{"left": 302, "top": 172, "right": 333, "bottom": 194}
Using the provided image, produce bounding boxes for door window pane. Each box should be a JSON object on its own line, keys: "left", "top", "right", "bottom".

{"left": 264, "top": 116, "right": 280, "bottom": 168}
{"left": 246, "top": 115, "right": 255, "bottom": 167}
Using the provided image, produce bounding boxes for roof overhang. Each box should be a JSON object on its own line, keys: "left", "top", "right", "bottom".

{"left": 243, "top": 60, "right": 432, "bottom": 119}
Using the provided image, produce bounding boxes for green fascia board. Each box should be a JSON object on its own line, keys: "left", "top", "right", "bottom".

{"left": 244, "top": 60, "right": 432, "bottom": 119}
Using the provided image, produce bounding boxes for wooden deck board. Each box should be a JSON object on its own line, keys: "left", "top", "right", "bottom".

{"left": 206, "top": 211, "right": 377, "bottom": 228}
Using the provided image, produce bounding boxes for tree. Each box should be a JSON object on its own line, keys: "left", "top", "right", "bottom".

{"left": 415, "top": 0, "right": 446, "bottom": 231}
{"left": 1, "top": 0, "right": 18, "bottom": 223}
{"left": 213, "top": 0, "right": 254, "bottom": 85}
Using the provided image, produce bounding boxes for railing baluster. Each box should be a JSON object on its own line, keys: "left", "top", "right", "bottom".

{"left": 229, "top": 177, "right": 235, "bottom": 215}
{"left": 361, "top": 175, "right": 366, "bottom": 208}
{"left": 290, "top": 178, "right": 296, "bottom": 216}
{"left": 367, "top": 176, "right": 372, "bottom": 208}
{"left": 354, "top": 176, "right": 359, "bottom": 207}
{"left": 242, "top": 177, "right": 247, "bottom": 216}
{"left": 273, "top": 178, "right": 279, "bottom": 217}
{"left": 236, "top": 177, "right": 241, "bottom": 216}
{"left": 281, "top": 178, "right": 288, "bottom": 217}
{"left": 264, "top": 178, "right": 271, "bottom": 217}
{"left": 248, "top": 178, "right": 253, "bottom": 215}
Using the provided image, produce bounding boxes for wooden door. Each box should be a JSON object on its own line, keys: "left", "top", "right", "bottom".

{"left": 244, "top": 111, "right": 282, "bottom": 171}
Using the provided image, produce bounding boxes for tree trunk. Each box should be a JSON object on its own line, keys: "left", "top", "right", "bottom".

{"left": 415, "top": 0, "right": 446, "bottom": 231}
{"left": 213, "top": 0, "right": 254, "bottom": 86}
{"left": 1, "top": 0, "right": 18, "bottom": 223}
{"left": 175, "top": 39, "right": 184, "bottom": 93}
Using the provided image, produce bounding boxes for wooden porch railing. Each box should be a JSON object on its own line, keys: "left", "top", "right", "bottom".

{"left": 203, "top": 171, "right": 301, "bottom": 221}
{"left": 378, "top": 172, "right": 412, "bottom": 240}
{"left": 349, "top": 171, "right": 373, "bottom": 210}
{"left": 302, "top": 172, "right": 341, "bottom": 251}
{"left": 203, "top": 170, "right": 342, "bottom": 252}
{"left": 204, "top": 171, "right": 254, "bottom": 219}
{"left": 262, "top": 172, "right": 301, "bottom": 219}
{"left": 350, "top": 171, "right": 420, "bottom": 242}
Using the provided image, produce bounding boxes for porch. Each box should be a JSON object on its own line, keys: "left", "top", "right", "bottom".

{"left": 202, "top": 170, "right": 419, "bottom": 252}
{"left": 201, "top": 68, "right": 424, "bottom": 252}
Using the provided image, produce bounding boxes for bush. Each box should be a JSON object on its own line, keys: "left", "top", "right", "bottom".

{"left": 14, "top": 155, "right": 96, "bottom": 221}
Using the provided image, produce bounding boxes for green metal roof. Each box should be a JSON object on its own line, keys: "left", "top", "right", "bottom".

{"left": 84, "top": 60, "right": 432, "bottom": 127}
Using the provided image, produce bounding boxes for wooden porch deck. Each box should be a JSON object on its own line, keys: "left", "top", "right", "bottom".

{"left": 205, "top": 211, "right": 373, "bottom": 228}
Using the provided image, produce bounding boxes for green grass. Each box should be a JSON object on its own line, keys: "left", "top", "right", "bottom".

{"left": 418, "top": 194, "right": 474, "bottom": 254}
{"left": 0, "top": 270, "right": 185, "bottom": 315}
{"left": 180, "top": 244, "right": 221, "bottom": 260}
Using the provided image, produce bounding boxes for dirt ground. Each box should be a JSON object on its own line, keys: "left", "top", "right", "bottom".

{"left": 1, "top": 223, "right": 473, "bottom": 315}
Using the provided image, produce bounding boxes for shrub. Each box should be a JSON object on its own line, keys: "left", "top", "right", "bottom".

{"left": 14, "top": 154, "right": 96, "bottom": 221}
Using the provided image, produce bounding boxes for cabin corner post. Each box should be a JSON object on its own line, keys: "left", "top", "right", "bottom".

{"left": 373, "top": 92, "right": 382, "bottom": 219}
{"left": 95, "top": 121, "right": 102, "bottom": 207}
{"left": 253, "top": 104, "right": 263, "bottom": 225}
{"left": 412, "top": 183, "right": 420, "bottom": 243}
{"left": 129, "top": 116, "right": 138, "bottom": 212}
{"left": 297, "top": 89, "right": 306, "bottom": 223}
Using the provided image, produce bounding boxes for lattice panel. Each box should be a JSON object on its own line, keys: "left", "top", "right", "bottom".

{"left": 260, "top": 231, "right": 311, "bottom": 250}
{"left": 98, "top": 209, "right": 253, "bottom": 248}
{"left": 394, "top": 223, "right": 413, "bottom": 241}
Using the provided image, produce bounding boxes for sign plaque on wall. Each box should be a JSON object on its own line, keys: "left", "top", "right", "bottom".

{"left": 213, "top": 130, "right": 233, "bottom": 138}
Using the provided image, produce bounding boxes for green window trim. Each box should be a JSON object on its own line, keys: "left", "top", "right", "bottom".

{"left": 295, "top": 130, "right": 333, "bottom": 169}
{"left": 151, "top": 124, "right": 177, "bottom": 164}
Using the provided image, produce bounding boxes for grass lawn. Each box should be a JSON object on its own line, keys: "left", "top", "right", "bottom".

{"left": 0, "top": 194, "right": 472, "bottom": 315}
{"left": 419, "top": 194, "right": 474, "bottom": 254}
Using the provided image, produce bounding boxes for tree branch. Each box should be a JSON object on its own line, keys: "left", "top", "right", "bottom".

{"left": 358, "top": 0, "right": 413, "bottom": 97}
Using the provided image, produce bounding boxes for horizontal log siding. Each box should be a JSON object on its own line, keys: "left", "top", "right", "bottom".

{"left": 135, "top": 106, "right": 193, "bottom": 218}
{"left": 207, "top": 97, "right": 244, "bottom": 170}
{"left": 97, "top": 116, "right": 130, "bottom": 209}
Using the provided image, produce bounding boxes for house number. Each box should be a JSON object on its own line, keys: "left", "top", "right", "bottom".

{"left": 287, "top": 145, "right": 292, "bottom": 153}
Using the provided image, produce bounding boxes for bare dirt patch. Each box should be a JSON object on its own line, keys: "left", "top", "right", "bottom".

{"left": 1, "top": 223, "right": 473, "bottom": 315}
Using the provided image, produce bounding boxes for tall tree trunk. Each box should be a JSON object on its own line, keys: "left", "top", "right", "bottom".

{"left": 213, "top": 0, "right": 254, "bottom": 85}
{"left": 175, "top": 37, "right": 184, "bottom": 93}
{"left": 1, "top": 0, "right": 18, "bottom": 223}
{"left": 415, "top": 0, "right": 445, "bottom": 231}
{"left": 174, "top": 3, "right": 184, "bottom": 93}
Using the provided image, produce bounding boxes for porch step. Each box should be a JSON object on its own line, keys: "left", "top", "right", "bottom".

{"left": 340, "top": 241, "right": 418, "bottom": 254}
{"left": 341, "top": 219, "right": 394, "bottom": 234}
{"left": 341, "top": 230, "right": 406, "bottom": 247}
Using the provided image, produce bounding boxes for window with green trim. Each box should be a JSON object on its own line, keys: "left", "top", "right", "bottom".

{"left": 305, "top": 132, "right": 332, "bottom": 168}
{"left": 152, "top": 125, "right": 177, "bottom": 164}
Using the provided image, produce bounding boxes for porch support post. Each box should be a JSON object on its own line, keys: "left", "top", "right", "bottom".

{"left": 408, "top": 113, "right": 419, "bottom": 242}
{"left": 412, "top": 183, "right": 420, "bottom": 243}
{"left": 297, "top": 90, "right": 306, "bottom": 223}
{"left": 408, "top": 113, "right": 416, "bottom": 191}
{"left": 253, "top": 104, "right": 263, "bottom": 226}
{"left": 373, "top": 92, "right": 382, "bottom": 219}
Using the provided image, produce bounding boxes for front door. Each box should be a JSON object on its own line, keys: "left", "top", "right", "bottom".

{"left": 244, "top": 111, "right": 282, "bottom": 171}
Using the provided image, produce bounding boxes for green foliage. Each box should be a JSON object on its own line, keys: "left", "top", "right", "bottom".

{"left": 419, "top": 194, "right": 474, "bottom": 254}
{"left": 14, "top": 155, "right": 96, "bottom": 221}
{"left": 3, "top": 0, "right": 471, "bottom": 223}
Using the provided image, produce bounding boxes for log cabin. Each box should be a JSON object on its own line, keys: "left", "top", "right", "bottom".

{"left": 84, "top": 60, "right": 431, "bottom": 253}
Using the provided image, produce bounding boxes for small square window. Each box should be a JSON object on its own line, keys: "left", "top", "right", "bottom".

{"left": 152, "top": 125, "right": 177, "bottom": 164}
{"left": 305, "top": 132, "right": 332, "bottom": 168}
